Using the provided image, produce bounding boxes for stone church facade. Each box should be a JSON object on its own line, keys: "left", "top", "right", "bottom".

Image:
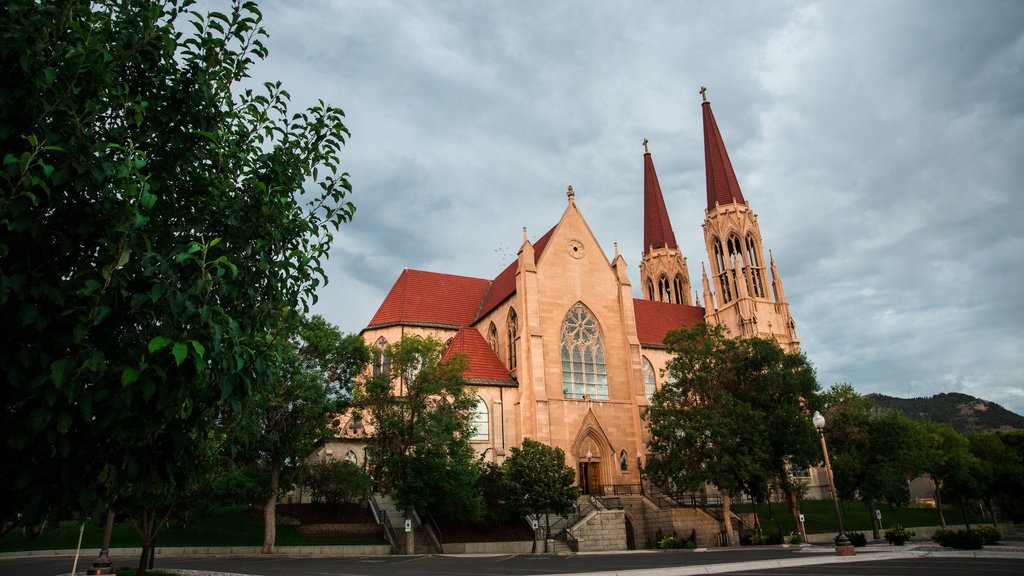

{"left": 335, "top": 93, "right": 805, "bottom": 501}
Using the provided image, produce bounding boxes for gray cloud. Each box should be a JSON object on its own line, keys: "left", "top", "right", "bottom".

{"left": 240, "top": 0, "right": 1024, "bottom": 414}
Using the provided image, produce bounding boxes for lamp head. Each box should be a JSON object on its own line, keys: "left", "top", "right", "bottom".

{"left": 812, "top": 411, "right": 825, "bottom": 431}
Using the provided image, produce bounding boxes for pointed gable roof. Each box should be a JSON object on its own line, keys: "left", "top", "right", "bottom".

{"left": 443, "top": 327, "right": 515, "bottom": 385}
{"left": 475, "top": 226, "right": 555, "bottom": 321}
{"left": 702, "top": 95, "right": 746, "bottom": 210}
{"left": 633, "top": 298, "right": 706, "bottom": 347}
{"left": 366, "top": 269, "right": 490, "bottom": 330}
{"left": 643, "top": 141, "right": 679, "bottom": 253}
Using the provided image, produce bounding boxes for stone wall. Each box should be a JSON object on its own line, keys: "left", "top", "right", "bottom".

{"left": 644, "top": 505, "right": 724, "bottom": 548}
{"left": 296, "top": 523, "right": 384, "bottom": 539}
{"left": 441, "top": 541, "right": 535, "bottom": 554}
{"left": 570, "top": 510, "right": 626, "bottom": 552}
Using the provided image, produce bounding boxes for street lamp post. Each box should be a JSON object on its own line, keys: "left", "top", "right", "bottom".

{"left": 86, "top": 509, "right": 115, "bottom": 575}
{"left": 813, "top": 411, "right": 855, "bottom": 556}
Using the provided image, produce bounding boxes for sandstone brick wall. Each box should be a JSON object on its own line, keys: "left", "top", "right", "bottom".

{"left": 570, "top": 510, "right": 626, "bottom": 552}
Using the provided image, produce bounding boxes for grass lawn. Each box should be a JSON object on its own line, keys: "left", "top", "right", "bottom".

{"left": 0, "top": 506, "right": 386, "bottom": 553}
{"left": 734, "top": 499, "right": 992, "bottom": 537}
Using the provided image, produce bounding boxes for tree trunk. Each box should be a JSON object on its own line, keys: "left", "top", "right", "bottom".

{"left": 984, "top": 497, "right": 998, "bottom": 527}
{"left": 958, "top": 496, "right": 971, "bottom": 531}
{"left": 721, "top": 491, "right": 736, "bottom": 547}
{"left": 262, "top": 464, "right": 280, "bottom": 554}
{"left": 932, "top": 475, "right": 946, "bottom": 528}
{"left": 782, "top": 485, "right": 804, "bottom": 543}
{"left": 405, "top": 511, "right": 415, "bottom": 555}
{"left": 867, "top": 498, "right": 880, "bottom": 540}
{"left": 137, "top": 509, "right": 155, "bottom": 576}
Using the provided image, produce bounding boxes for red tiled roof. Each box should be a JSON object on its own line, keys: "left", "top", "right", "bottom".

{"left": 475, "top": 226, "right": 556, "bottom": 321}
{"left": 703, "top": 100, "right": 746, "bottom": 210}
{"left": 366, "top": 269, "right": 490, "bottom": 329}
{"left": 442, "top": 327, "right": 512, "bottom": 383}
{"left": 643, "top": 150, "right": 679, "bottom": 253}
{"left": 633, "top": 298, "right": 706, "bottom": 347}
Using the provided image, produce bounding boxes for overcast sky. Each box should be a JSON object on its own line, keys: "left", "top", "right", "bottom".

{"left": 239, "top": 0, "right": 1023, "bottom": 414}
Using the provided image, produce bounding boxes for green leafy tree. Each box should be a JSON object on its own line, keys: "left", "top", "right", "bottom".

{"left": 860, "top": 411, "right": 927, "bottom": 509}
{"left": 0, "top": 0, "right": 354, "bottom": 570}
{"left": 300, "top": 459, "right": 372, "bottom": 505}
{"left": 645, "top": 324, "right": 770, "bottom": 546}
{"left": 919, "top": 422, "right": 973, "bottom": 528}
{"left": 359, "top": 336, "right": 481, "bottom": 531}
{"left": 820, "top": 384, "right": 877, "bottom": 536}
{"left": 985, "top": 431, "right": 1024, "bottom": 522}
{"left": 249, "top": 315, "right": 369, "bottom": 553}
{"left": 646, "top": 324, "right": 820, "bottom": 546}
{"left": 948, "top": 431, "right": 1024, "bottom": 526}
{"left": 503, "top": 438, "right": 579, "bottom": 548}
{"left": 730, "top": 336, "right": 821, "bottom": 540}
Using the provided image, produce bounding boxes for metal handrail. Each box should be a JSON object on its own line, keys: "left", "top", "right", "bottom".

{"left": 368, "top": 494, "right": 382, "bottom": 524}
{"left": 423, "top": 510, "right": 443, "bottom": 552}
{"left": 380, "top": 509, "right": 398, "bottom": 553}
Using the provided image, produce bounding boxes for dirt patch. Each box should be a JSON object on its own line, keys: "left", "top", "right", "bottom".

{"left": 275, "top": 502, "right": 376, "bottom": 524}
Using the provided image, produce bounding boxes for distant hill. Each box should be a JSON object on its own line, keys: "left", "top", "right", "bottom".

{"left": 864, "top": 392, "right": 1024, "bottom": 433}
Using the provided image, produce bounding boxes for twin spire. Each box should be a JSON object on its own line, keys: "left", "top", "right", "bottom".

{"left": 701, "top": 87, "right": 746, "bottom": 210}
{"left": 643, "top": 86, "right": 747, "bottom": 252}
{"left": 638, "top": 86, "right": 745, "bottom": 252}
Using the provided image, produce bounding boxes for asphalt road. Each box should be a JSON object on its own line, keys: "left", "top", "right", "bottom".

{"left": 1, "top": 548, "right": 1021, "bottom": 576}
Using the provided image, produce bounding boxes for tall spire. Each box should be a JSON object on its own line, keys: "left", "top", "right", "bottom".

{"left": 643, "top": 138, "right": 679, "bottom": 254}
{"left": 701, "top": 87, "right": 746, "bottom": 211}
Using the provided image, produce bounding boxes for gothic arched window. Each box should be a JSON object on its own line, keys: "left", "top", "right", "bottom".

{"left": 507, "top": 308, "right": 518, "bottom": 371}
{"left": 372, "top": 336, "right": 391, "bottom": 379}
{"left": 713, "top": 237, "right": 732, "bottom": 303}
{"left": 488, "top": 322, "right": 499, "bottom": 356}
{"left": 745, "top": 234, "right": 766, "bottom": 298}
{"left": 658, "top": 275, "right": 673, "bottom": 303}
{"left": 727, "top": 234, "right": 746, "bottom": 297}
{"left": 619, "top": 450, "right": 629, "bottom": 472}
{"left": 673, "top": 275, "right": 686, "bottom": 304}
{"left": 642, "top": 356, "right": 656, "bottom": 401}
{"left": 647, "top": 279, "right": 655, "bottom": 301}
{"left": 471, "top": 396, "right": 489, "bottom": 441}
{"left": 560, "top": 303, "right": 608, "bottom": 400}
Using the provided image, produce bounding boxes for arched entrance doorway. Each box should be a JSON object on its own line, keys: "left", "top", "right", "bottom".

{"left": 571, "top": 409, "right": 614, "bottom": 497}
{"left": 578, "top": 453, "right": 601, "bottom": 495}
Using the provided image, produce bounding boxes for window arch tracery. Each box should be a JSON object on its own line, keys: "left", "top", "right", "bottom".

{"left": 713, "top": 237, "right": 732, "bottom": 303}
{"left": 745, "top": 234, "right": 766, "bottom": 297}
{"left": 471, "top": 396, "right": 489, "bottom": 441}
{"left": 488, "top": 322, "right": 499, "bottom": 356}
{"left": 642, "top": 356, "right": 656, "bottom": 401}
{"left": 507, "top": 308, "right": 518, "bottom": 371}
{"left": 372, "top": 336, "right": 391, "bottom": 379}
{"left": 560, "top": 303, "right": 607, "bottom": 400}
{"left": 658, "top": 275, "right": 673, "bottom": 303}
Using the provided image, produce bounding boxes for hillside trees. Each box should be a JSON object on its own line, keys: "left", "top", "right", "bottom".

{"left": 0, "top": 1, "right": 355, "bottom": 570}
{"left": 645, "top": 324, "right": 820, "bottom": 546}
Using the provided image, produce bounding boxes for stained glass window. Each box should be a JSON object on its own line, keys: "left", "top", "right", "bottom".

{"left": 642, "top": 356, "right": 656, "bottom": 401}
{"left": 561, "top": 303, "right": 607, "bottom": 400}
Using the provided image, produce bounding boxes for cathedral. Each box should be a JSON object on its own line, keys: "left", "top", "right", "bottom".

{"left": 343, "top": 91, "right": 800, "bottom": 497}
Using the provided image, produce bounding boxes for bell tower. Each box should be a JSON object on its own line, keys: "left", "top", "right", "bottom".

{"left": 699, "top": 87, "right": 798, "bottom": 349}
{"left": 640, "top": 139, "right": 692, "bottom": 305}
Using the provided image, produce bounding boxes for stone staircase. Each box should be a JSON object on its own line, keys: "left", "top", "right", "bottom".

{"left": 373, "top": 494, "right": 439, "bottom": 554}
